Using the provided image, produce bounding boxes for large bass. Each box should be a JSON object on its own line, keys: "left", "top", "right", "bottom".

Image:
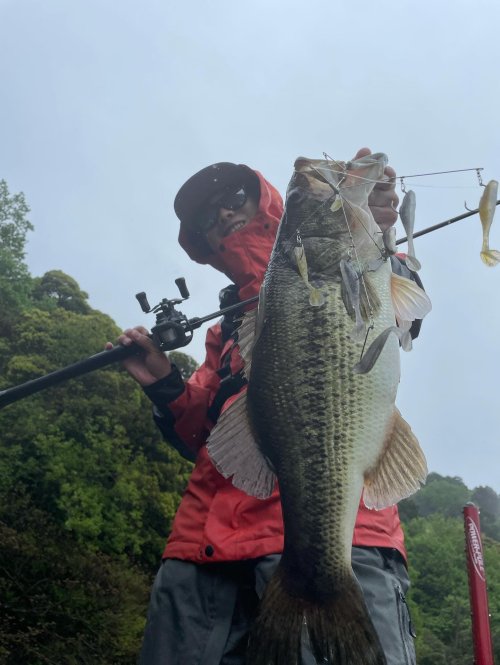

{"left": 208, "top": 153, "right": 431, "bottom": 665}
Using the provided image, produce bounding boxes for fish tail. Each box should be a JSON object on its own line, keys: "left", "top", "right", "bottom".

{"left": 247, "top": 569, "right": 386, "bottom": 665}
{"left": 305, "top": 577, "right": 387, "bottom": 665}
{"left": 480, "top": 249, "right": 500, "bottom": 267}
{"left": 247, "top": 570, "right": 302, "bottom": 664}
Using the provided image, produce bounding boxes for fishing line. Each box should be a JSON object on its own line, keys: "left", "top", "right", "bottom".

{"left": 393, "top": 183, "right": 482, "bottom": 190}
{"left": 400, "top": 167, "right": 484, "bottom": 180}
{"left": 281, "top": 166, "right": 380, "bottom": 329}
{"left": 307, "top": 163, "right": 383, "bottom": 259}
{"left": 317, "top": 161, "right": 485, "bottom": 189}
{"left": 337, "top": 193, "right": 384, "bottom": 257}
{"left": 360, "top": 323, "right": 375, "bottom": 359}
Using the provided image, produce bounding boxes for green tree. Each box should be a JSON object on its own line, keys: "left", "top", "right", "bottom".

{"left": 400, "top": 472, "right": 471, "bottom": 520}
{"left": 0, "top": 179, "right": 33, "bottom": 343}
{"left": 0, "top": 299, "right": 192, "bottom": 567}
{"left": 0, "top": 489, "right": 150, "bottom": 664}
{"left": 168, "top": 350, "right": 199, "bottom": 379}
{"left": 405, "top": 515, "right": 473, "bottom": 664}
{"left": 0, "top": 183, "right": 200, "bottom": 661}
{"left": 0, "top": 270, "right": 196, "bottom": 661}
{"left": 32, "top": 269, "right": 91, "bottom": 314}
{"left": 403, "top": 511, "right": 500, "bottom": 664}
{"left": 471, "top": 486, "right": 500, "bottom": 540}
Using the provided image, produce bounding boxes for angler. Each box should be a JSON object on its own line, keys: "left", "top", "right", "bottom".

{"left": 115, "top": 149, "right": 426, "bottom": 665}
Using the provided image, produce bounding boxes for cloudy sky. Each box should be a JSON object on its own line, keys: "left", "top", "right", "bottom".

{"left": 1, "top": 0, "right": 499, "bottom": 492}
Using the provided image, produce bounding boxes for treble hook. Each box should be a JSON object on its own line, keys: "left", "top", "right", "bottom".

{"left": 400, "top": 177, "right": 407, "bottom": 194}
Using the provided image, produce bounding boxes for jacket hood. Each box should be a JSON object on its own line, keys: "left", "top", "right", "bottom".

{"left": 178, "top": 169, "right": 283, "bottom": 300}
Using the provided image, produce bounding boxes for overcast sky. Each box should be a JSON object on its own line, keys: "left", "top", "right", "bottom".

{"left": 1, "top": 0, "right": 499, "bottom": 492}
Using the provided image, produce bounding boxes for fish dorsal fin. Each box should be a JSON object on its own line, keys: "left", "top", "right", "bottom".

{"left": 206, "top": 390, "right": 277, "bottom": 499}
{"left": 391, "top": 272, "right": 432, "bottom": 325}
{"left": 363, "top": 408, "right": 428, "bottom": 509}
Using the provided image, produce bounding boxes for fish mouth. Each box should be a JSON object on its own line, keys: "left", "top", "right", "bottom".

{"left": 293, "top": 153, "right": 389, "bottom": 199}
{"left": 292, "top": 157, "right": 345, "bottom": 201}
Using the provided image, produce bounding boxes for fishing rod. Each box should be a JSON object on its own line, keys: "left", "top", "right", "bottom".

{"left": 396, "top": 199, "right": 500, "bottom": 245}
{"left": 0, "top": 200, "right": 495, "bottom": 410}
{"left": 0, "top": 279, "right": 258, "bottom": 410}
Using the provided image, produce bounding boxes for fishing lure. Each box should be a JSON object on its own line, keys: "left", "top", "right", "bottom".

{"left": 479, "top": 180, "right": 500, "bottom": 267}
{"left": 399, "top": 190, "right": 421, "bottom": 272}
{"left": 294, "top": 237, "right": 325, "bottom": 307}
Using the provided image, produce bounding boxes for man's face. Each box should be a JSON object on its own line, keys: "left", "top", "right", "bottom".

{"left": 196, "top": 185, "right": 259, "bottom": 252}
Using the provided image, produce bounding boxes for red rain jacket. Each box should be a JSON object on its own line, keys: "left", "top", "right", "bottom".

{"left": 156, "top": 169, "right": 406, "bottom": 563}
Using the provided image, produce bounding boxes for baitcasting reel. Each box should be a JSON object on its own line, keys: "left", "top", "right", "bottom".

{"left": 135, "top": 278, "right": 193, "bottom": 351}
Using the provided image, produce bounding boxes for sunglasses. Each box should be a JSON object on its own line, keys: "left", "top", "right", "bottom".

{"left": 196, "top": 186, "right": 248, "bottom": 234}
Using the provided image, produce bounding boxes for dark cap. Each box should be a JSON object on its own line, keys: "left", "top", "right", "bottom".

{"left": 174, "top": 162, "right": 260, "bottom": 229}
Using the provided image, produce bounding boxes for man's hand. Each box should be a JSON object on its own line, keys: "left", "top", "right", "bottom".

{"left": 353, "top": 147, "right": 399, "bottom": 231}
{"left": 106, "top": 326, "right": 172, "bottom": 387}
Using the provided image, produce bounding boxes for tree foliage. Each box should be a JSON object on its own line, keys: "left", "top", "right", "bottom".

{"left": 0, "top": 180, "right": 33, "bottom": 337}
{"left": 0, "top": 490, "right": 149, "bottom": 664}
{"left": 168, "top": 350, "right": 199, "bottom": 380}
{"left": 32, "top": 269, "right": 91, "bottom": 314}
{"left": 404, "top": 512, "right": 500, "bottom": 664}
{"left": 0, "top": 181, "right": 195, "bottom": 662}
{"left": 399, "top": 473, "right": 500, "bottom": 664}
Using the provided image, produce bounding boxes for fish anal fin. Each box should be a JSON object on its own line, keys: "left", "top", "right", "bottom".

{"left": 363, "top": 408, "right": 427, "bottom": 509}
{"left": 206, "top": 390, "right": 276, "bottom": 499}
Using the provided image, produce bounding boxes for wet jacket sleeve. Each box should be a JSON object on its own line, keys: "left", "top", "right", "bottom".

{"left": 391, "top": 254, "right": 425, "bottom": 340}
{"left": 143, "top": 324, "right": 223, "bottom": 461}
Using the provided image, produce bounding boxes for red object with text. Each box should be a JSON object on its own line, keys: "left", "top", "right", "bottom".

{"left": 464, "top": 503, "right": 495, "bottom": 665}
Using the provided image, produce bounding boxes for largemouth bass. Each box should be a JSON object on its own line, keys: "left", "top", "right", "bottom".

{"left": 208, "top": 153, "right": 430, "bottom": 665}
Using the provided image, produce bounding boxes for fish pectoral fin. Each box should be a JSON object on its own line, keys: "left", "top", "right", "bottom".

{"left": 391, "top": 272, "right": 432, "bottom": 323}
{"left": 363, "top": 408, "right": 428, "bottom": 509}
{"left": 206, "top": 390, "right": 277, "bottom": 499}
{"left": 235, "top": 307, "right": 259, "bottom": 380}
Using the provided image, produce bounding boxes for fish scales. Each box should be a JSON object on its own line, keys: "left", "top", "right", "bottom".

{"left": 207, "top": 153, "right": 429, "bottom": 665}
{"left": 248, "top": 258, "right": 399, "bottom": 600}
